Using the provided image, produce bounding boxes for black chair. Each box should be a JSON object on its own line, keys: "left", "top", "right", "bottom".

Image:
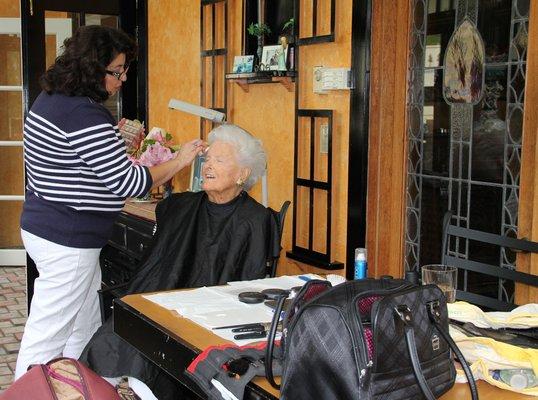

{"left": 99, "top": 200, "right": 292, "bottom": 322}
{"left": 267, "top": 200, "right": 291, "bottom": 277}
{"left": 441, "top": 211, "right": 538, "bottom": 311}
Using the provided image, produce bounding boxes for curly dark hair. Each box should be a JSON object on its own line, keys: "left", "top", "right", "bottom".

{"left": 41, "top": 25, "right": 137, "bottom": 102}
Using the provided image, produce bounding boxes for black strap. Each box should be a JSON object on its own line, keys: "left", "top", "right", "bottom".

{"left": 396, "top": 304, "right": 479, "bottom": 400}
{"left": 427, "top": 303, "right": 479, "bottom": 400}
{"left": 265, "top": 294, "right": 287, "bottom": 389}
{"left": 396, "top": 306, "right": 436, "bottom": 400}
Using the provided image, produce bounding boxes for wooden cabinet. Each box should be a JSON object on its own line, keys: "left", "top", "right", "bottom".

{"left": 99, "top": 212, "right": 155, "bottom": 288}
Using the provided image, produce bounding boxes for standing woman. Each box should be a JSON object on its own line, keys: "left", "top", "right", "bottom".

{"left": 15, "top": 25, "right": 204, "bottom": 379}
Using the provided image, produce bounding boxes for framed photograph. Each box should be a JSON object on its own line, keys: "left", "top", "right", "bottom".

{"left": 232, "top": 55, "right": 254, "bottom": 73}
{"left": 190, "top": 154, "right": 205, "bottom": 192}
{"left": 261, "top": 45, "right": 287, "bottom": 71}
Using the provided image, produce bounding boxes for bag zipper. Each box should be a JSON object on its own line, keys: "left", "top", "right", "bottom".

{"left": 72, "top": 359, "right": 92, "bottom": 399}
{"left": 349, "top": 283, "right": 412, "bottom": 385}
{"left": 41, "top": 365, "right": 59, "bottom": 400}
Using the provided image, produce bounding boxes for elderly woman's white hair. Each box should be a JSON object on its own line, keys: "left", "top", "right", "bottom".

{"left": 208, "top": 124, "right": 266, "bottom": 191}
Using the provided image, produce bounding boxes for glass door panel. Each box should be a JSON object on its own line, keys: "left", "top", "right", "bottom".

{"left": 0, "top": 90, "right": 22, "bottom": 140}
{"left": 0, "top": 5, "right": 24, "bottom": 264}
{"left": 0, "top": 202, "right": 24, "bottom": 248}
{"left": 85, "top": 14, "right": 120, "bottom": 120}
{"left": 405, "top": 0, "right": 531, "bottom": 304}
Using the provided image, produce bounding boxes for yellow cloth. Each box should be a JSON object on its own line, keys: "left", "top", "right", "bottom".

{"left": 448, "top": 301, "right": 538, "bottom": 329}
{"left": 450, "top": 327, "right": 538, "bottom": 396}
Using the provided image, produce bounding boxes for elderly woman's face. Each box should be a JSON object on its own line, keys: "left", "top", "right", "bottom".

{"left": 202, "top": 141, "right": 248, "bottom": 203}
{"left": 104, "top": 53, "right": 128, "bottom": 96}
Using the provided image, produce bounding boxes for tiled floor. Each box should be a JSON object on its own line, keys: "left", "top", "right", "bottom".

{"left": 0, "top": 267, "right": 27, "bottom": 392}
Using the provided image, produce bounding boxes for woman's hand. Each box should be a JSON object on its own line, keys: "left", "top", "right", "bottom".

{"left": 176, "top": 139, "right": 207, "bottom": 170}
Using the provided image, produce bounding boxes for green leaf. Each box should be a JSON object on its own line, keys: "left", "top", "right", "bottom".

{"left": 247, "top": 22, "right": 271, "bottom": 37}
{"left": 282, "top": 18, "right": 295, "bottom": 33}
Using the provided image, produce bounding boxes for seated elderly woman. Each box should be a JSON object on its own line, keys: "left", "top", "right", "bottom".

{"left": 79, "top": 124, "right": 279, "bottom": 399}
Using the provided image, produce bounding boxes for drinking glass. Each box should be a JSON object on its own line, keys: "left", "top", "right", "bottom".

{"left": 421, "top": 264, "right": 457, "bottom": 303}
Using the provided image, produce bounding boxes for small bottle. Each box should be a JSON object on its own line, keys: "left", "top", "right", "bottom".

{"left": 354, "top": 248, "right": 368, "bottom": 280}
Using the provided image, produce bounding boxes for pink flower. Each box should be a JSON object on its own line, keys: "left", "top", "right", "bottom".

{"left": 146, "top": 127, "right": 166, "bottom": 144}
{"left": 137, "top": 142, "right": 177, "bottom": 167}
{"left": 127, "top": 126, "right": 178, "bottom": 167}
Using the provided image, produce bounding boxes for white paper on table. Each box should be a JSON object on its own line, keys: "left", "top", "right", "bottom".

{"left": 227, "top": 274, "right": 322, "bottom": 290}
{"left": 143, "top": 287, "right": 249, "bottom": 315}
{"left": 187, "top": 303, "right": 275, "bottom": 330}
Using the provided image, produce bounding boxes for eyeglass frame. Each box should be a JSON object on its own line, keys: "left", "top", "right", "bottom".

{"left": 105, "top": 63, "right": 130, "bottom": 80}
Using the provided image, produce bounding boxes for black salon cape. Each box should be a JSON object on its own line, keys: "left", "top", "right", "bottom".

{"left": 79, "top": 191, "right": 279, "bottom": 399}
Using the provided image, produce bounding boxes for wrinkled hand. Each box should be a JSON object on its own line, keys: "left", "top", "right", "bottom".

{"left": 176, "top": 139, "right": 207, "bottom": 170}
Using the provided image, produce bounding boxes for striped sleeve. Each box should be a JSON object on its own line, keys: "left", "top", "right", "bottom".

{"left": 64, "top": 103, "right": 152, "bottom": 198}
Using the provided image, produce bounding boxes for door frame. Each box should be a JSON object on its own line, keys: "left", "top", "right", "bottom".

{"left": 21, "top": 0, "right": 147, "bottom": 120}
{"left": 345, "top": 0, "right": 372, "bottom": 279}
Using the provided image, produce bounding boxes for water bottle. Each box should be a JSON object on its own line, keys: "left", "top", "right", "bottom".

{"left": 494, "top": 369, "right": 538, "bottom": 389}
{"left": 354, "top": 248, "right": 368, "bottom": 279}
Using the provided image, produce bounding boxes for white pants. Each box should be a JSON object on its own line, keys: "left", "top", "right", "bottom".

{"left": 15, "top": 230, "right": 102, "bottom": 380}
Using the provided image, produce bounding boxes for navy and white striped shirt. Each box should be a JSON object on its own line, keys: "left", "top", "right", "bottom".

{"left": 21, "top": 92, "right": 152, "bottom": 248}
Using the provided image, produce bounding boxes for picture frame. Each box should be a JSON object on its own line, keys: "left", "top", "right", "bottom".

{"left": 261, "top": 44, "right": 287, "bottom": 71}
{"left": 190, "top": 154, "right": 205, "bottom": 192}
{"left": 232, "top": 55, "right": 254, "bottom": 73}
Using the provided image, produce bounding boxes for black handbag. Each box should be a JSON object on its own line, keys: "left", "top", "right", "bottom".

{"left": 265, "top": 278, "right": 479, "bottom": 399}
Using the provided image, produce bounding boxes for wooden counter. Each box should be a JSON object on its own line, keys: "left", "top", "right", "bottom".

{"left": 123, "top": 199, "right": 157, "bottom": 221}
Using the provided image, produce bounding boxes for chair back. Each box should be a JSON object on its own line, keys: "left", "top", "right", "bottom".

{"left": 441, "top": 211, "right": 538, "bottom": 311}
{"left": 267, "top": 200, "right": 291, "bottom": 277}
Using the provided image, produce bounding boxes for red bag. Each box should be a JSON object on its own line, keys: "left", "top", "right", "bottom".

{"left": 0, "top": 357, "right": 121, "bottom": 400}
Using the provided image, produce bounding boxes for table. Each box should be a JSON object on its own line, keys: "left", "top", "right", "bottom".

{"left": 114, "top": 293, "right": 532, "bottom": 400}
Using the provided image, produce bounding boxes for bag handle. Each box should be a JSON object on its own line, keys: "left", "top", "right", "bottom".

{"left": 395, "top": 303, "right": 479, "bottom": 400}
{"left": 427, "top": 301, "right": 479, "bottom": 400}
{"left": 265, "top": 294, "right": 287, "bottom": 390}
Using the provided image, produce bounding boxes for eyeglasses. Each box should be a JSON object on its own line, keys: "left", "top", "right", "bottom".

{"left": 105, "top": 64, "right": 130, "bottom": 81}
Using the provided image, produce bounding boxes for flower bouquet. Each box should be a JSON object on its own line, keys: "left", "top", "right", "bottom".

{"left": 127, "top": 126, "right": 179, "bottom": 167}
{"left": 121, "top": 119, "right": 179, "bottom": 199}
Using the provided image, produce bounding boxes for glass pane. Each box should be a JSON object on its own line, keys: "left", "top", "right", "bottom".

{"left": 316, "top": 0, "right": 332, "bottom": 36}
{"left": 44, "top": 12, "right": 78, "bottom": 65}
{"left": 313, "top": 117, "right": 329, "bottom": 183}
{"left": 477, "top": 0, "right": 511, "bottom": 63}
{"left": 215, "top": 2, "right": 225, "bottom": 50}
{"left": 297, "top": 117, "right": 311, "bottom": 180}
{"left": 215, "top": 55, "right": 225, "bottom": 109}
{"left": 202, "top": 4, "right": 213, "bottom": 51}
{"left": 406, "top": 0, "right": 529, "bottom": 303}
{"left": 0, "top": 201, "right": 23, "bottom": 248}
{"left": 423, "top": 68, "right": 450, "bottom": 176}
{"left": 296, "top": 186, "right": 310, "bottom": 249}
{"left": 84, "top": 15, "right": 120, "bottom": 120}
{"left": 85, "top": 14, "right": 118, "bottom": 28}
{"left": 471, "top": 66, "right": 507, "bottom": 184}
{"left": 312, "top": 189, "right": 327, "bottom": 254}
{"left": 0, "top": 90, "right": 22, "bottom": 140}
{"left": 419, "top": 177, "right": 449, "bottom": 266}
{"left": 203, "top": 57, "right": 213, "bottom": 108}
{"left": 0, "top": 147, "right": 24, "bottom": 195}
{"left": 0, "top": 33, "right": 21, "bottom": 86}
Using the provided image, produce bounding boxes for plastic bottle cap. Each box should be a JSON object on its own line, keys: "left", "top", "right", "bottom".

{"left": 509, "top": 373, "right": 528, "bottom": 389}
